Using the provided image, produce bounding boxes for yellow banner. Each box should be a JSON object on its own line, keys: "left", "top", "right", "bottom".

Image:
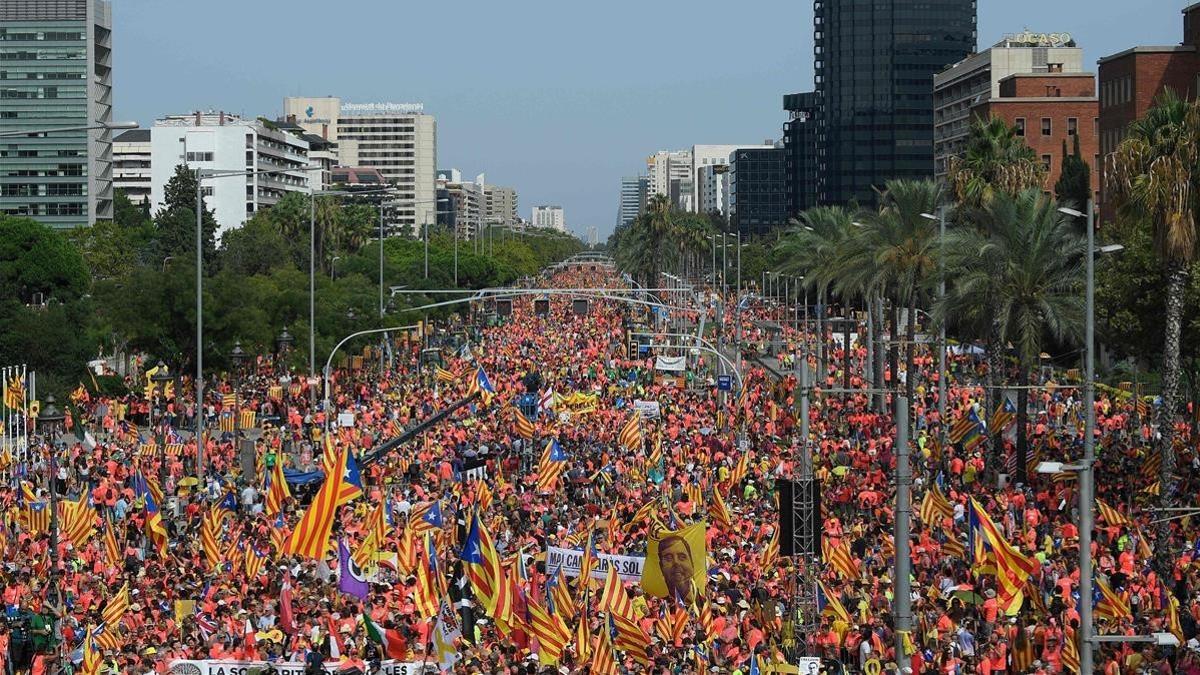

{"left": 641, "top": 522, "right": 707, "bottom": 604}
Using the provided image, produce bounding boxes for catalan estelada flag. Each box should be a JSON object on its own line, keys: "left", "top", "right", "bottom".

{"left": 414, "top": 534, "right": 443, "bottom": 619}
{"left": 461, "top": 511, "right": 504, "bottom": 617}
{"left": 285, "top": 444, "right": 346, "bottom": 560}
{"left": 410, "top": 500, "right": 444, "bottom": 534}
{"left": 989, "top": 398, "right": 1016, "bottom": 432}
{"left": 465, "top": 366, "right": 496, "bottom": 405}
{"left": 816, "top": 580, "right": 851, "bottom": 623}
{"left": 435, "top": 367, "right": 457, "bottom": 384}
{"left": 536, "top": 438, "right": 569, "bottom": 492}
{"left": 527, "top": 596, "right": 570, "bottom": 665}
{"left": 334, "top": 444, "right": 364, "bottom": 506}
{"left": 1093, "top": 578, "right": 1132, "bottom": 621}
{"left": 131, "top": 472, "right": 168, "bottom": 557}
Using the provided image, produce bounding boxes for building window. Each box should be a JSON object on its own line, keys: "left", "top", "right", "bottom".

{"left": 1041, "top": 118, "right": 1052, "bottom": 136}
{"left": 1068, "top": 118, "right": 1078, "bottom": 136}
{"left": 185, "top": 151, "right": 213, "bottom": 162}
{"left": 1015, "top": 118, "right": 1025, "bottom": 137}
{"left": 1042, "top": 154, "right": 1052, "bottom": 171}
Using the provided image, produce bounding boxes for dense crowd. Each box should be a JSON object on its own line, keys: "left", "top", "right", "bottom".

{"left": 1, "top": 263, "right": 1197, "bottom": 675}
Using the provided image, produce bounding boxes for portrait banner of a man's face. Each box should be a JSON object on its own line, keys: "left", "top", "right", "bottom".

{"left": 641, "top": 522, "right": 707, "bottom": 604}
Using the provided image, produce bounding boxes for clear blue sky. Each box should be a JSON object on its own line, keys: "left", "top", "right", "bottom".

{"left": 114, "top": 0, "right": 1182, "bottom": 238}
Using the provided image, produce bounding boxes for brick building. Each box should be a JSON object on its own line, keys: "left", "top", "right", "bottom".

{"left": 971, "top": 72, "right": 1099, "bottom": 204}
{"left": 1097, "top": 3, "right": 1200, "bottom": 219}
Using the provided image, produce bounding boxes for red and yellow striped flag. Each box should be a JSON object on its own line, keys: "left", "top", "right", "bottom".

{"left": 284, "top": 444, "right": 346, "bottom": 559}
{"left": 1096, "top": 499, "right": 1132, "bottom": 527}
{"left": 513, "top": 407, "right": 535, "bottom": 440}
{"left": 617, "top": 414, "right": 642, "bottom": 450}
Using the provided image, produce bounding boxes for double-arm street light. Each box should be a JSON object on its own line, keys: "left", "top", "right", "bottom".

{"left": 183, "top": 157, "right": 322, "bottom": 480}
{"left": 312, "top": 186, "right": 400, "bottom": 378}
{"left": 0, "top": 120, "right": 138, "bottom": 138}
{"left": 1052, "top": 200, "right": 1124, "bottom": 673}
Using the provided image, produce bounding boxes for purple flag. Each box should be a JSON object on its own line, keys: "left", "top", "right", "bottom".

{"left": 338, "top": 538, "right": 369, "bottom": 600}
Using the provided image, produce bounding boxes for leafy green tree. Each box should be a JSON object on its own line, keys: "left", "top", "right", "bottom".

{"left": 937, "top": 190, "right": 1085, "bottom": 481}
{"left": 152, "top": 164, "right": 219, "bottom": 262}
{"left": 0, "top": 216, "right": 89, "bottom": 303}
{"left": 1054, "top": 134, "right": 1091, "bottom": 215}
{"left": 1108, "top": 90, "right": 1200, "bottom": 555}
{"left": 219, "top": 211, "right": 292, "bottom": 276}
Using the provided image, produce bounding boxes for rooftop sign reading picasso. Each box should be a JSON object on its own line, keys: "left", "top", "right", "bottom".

{"left": 1000, "top": 31, "right": 1074, "bottom": 48}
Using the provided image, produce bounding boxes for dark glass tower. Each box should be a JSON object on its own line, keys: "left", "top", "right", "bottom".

{"left": 810, "top": 0, "right": 976, "bottom": 205}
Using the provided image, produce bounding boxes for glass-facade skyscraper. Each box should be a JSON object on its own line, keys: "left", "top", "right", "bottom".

{"left": 0, "top": 0, "right": 114, "bottom": 228}
{"left": 791, "top": 0, "right": 975, "bottom": 208}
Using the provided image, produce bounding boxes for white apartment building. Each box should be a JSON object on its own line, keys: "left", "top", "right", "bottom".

{"left": 437, "top": 170, "right": 486, "bottom": 240}
{"left": 283, "top": 97, "right": 437, "bottom": 233}
{"left": 484, "top": 185, "right": 518, "bottom": 228}
{"left": 697, "top": 164, "right": 731, "bottom": 218}
{"left": 150, "top": 112, "right": 311, "bottom": 237}
{"left": 934, "top": 31, "right": 1083, "bottom": 177}
{"left": 645, "top": 150, "right": 693, "bottom": 210}
{"left": 113, "top": 129, "right": 151, "bottom": 205}
{"left": 531, "top": 205, "right": 565, "bottom": 231}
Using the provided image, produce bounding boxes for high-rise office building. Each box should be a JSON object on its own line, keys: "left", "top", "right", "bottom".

{"left": 0, "top": 0, "right": 114, "bottom": 228}
{"left": 690, "top": 144, "right": 773, "bottom": 211}
{"left": 782, "top": 91, "right": 821, "bottom": 218}
{"left": 798, "top": 0, "right": 976, "bottom": 206}
{"left": 934, "top": 31, "right": 1083, "bottom": 178}
{"left": 283, "top": 97, "right": 437, "bottom": 233}
{"left": 617, "top": 176, "right": 647, "bottom": 230}
{"left": 729, "top": 147, "right": 786, "bottom": 236}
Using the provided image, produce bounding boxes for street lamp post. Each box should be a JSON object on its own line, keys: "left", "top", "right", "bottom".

{"left": 0, "top": 120, "right": 138, "bottom": 138}
{"left": 921, "top": 208, "right": 949, "bottom": 449}
{"left": 1058, "top": 200, "right": 1124, "bottom": 673}
{"left": 185, "top": 162, "right": 322, "bottom": 481}
{"left": 230, "top": 340, "right": 246, "bottom": 451}
{"left": 276, "top": 327, "right": 294, "bottom": 448}
{"left": 37, "top": 395, "right": 65, "bottom": 601}
{"left": 150, "top": 363, "right": 174, "bottom": 484}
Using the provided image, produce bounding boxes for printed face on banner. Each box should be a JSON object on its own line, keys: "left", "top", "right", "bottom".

{"left": 642, "top": 522, "right": 706, "bottom": 604}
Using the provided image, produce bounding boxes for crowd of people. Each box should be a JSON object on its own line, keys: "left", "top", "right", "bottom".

{"left": 0, "top": 262, "right": 1197, "bottom": 674}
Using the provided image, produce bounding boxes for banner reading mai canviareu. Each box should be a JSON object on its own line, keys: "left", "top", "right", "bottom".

{"left": 546, "top": 546, "right": 645, "bottom": 582}
{"left": 641, "top": 522, "right": 707, "bottom": 605}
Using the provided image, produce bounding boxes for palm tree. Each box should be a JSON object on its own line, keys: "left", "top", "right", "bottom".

{"left": 841, "top": 180, "right": 943, "bottom": 421}
{"left": 937, "top": 190, "right": 1085, "bottom": 482}
{"left": 947, "top": 116, "right": 1047, "bottom": 209}
{"left": 1108, "top": 89, "right": 1200, "bottom": 571}
{"left": 777, "top": 206, "right": 864, "bottom": 394}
